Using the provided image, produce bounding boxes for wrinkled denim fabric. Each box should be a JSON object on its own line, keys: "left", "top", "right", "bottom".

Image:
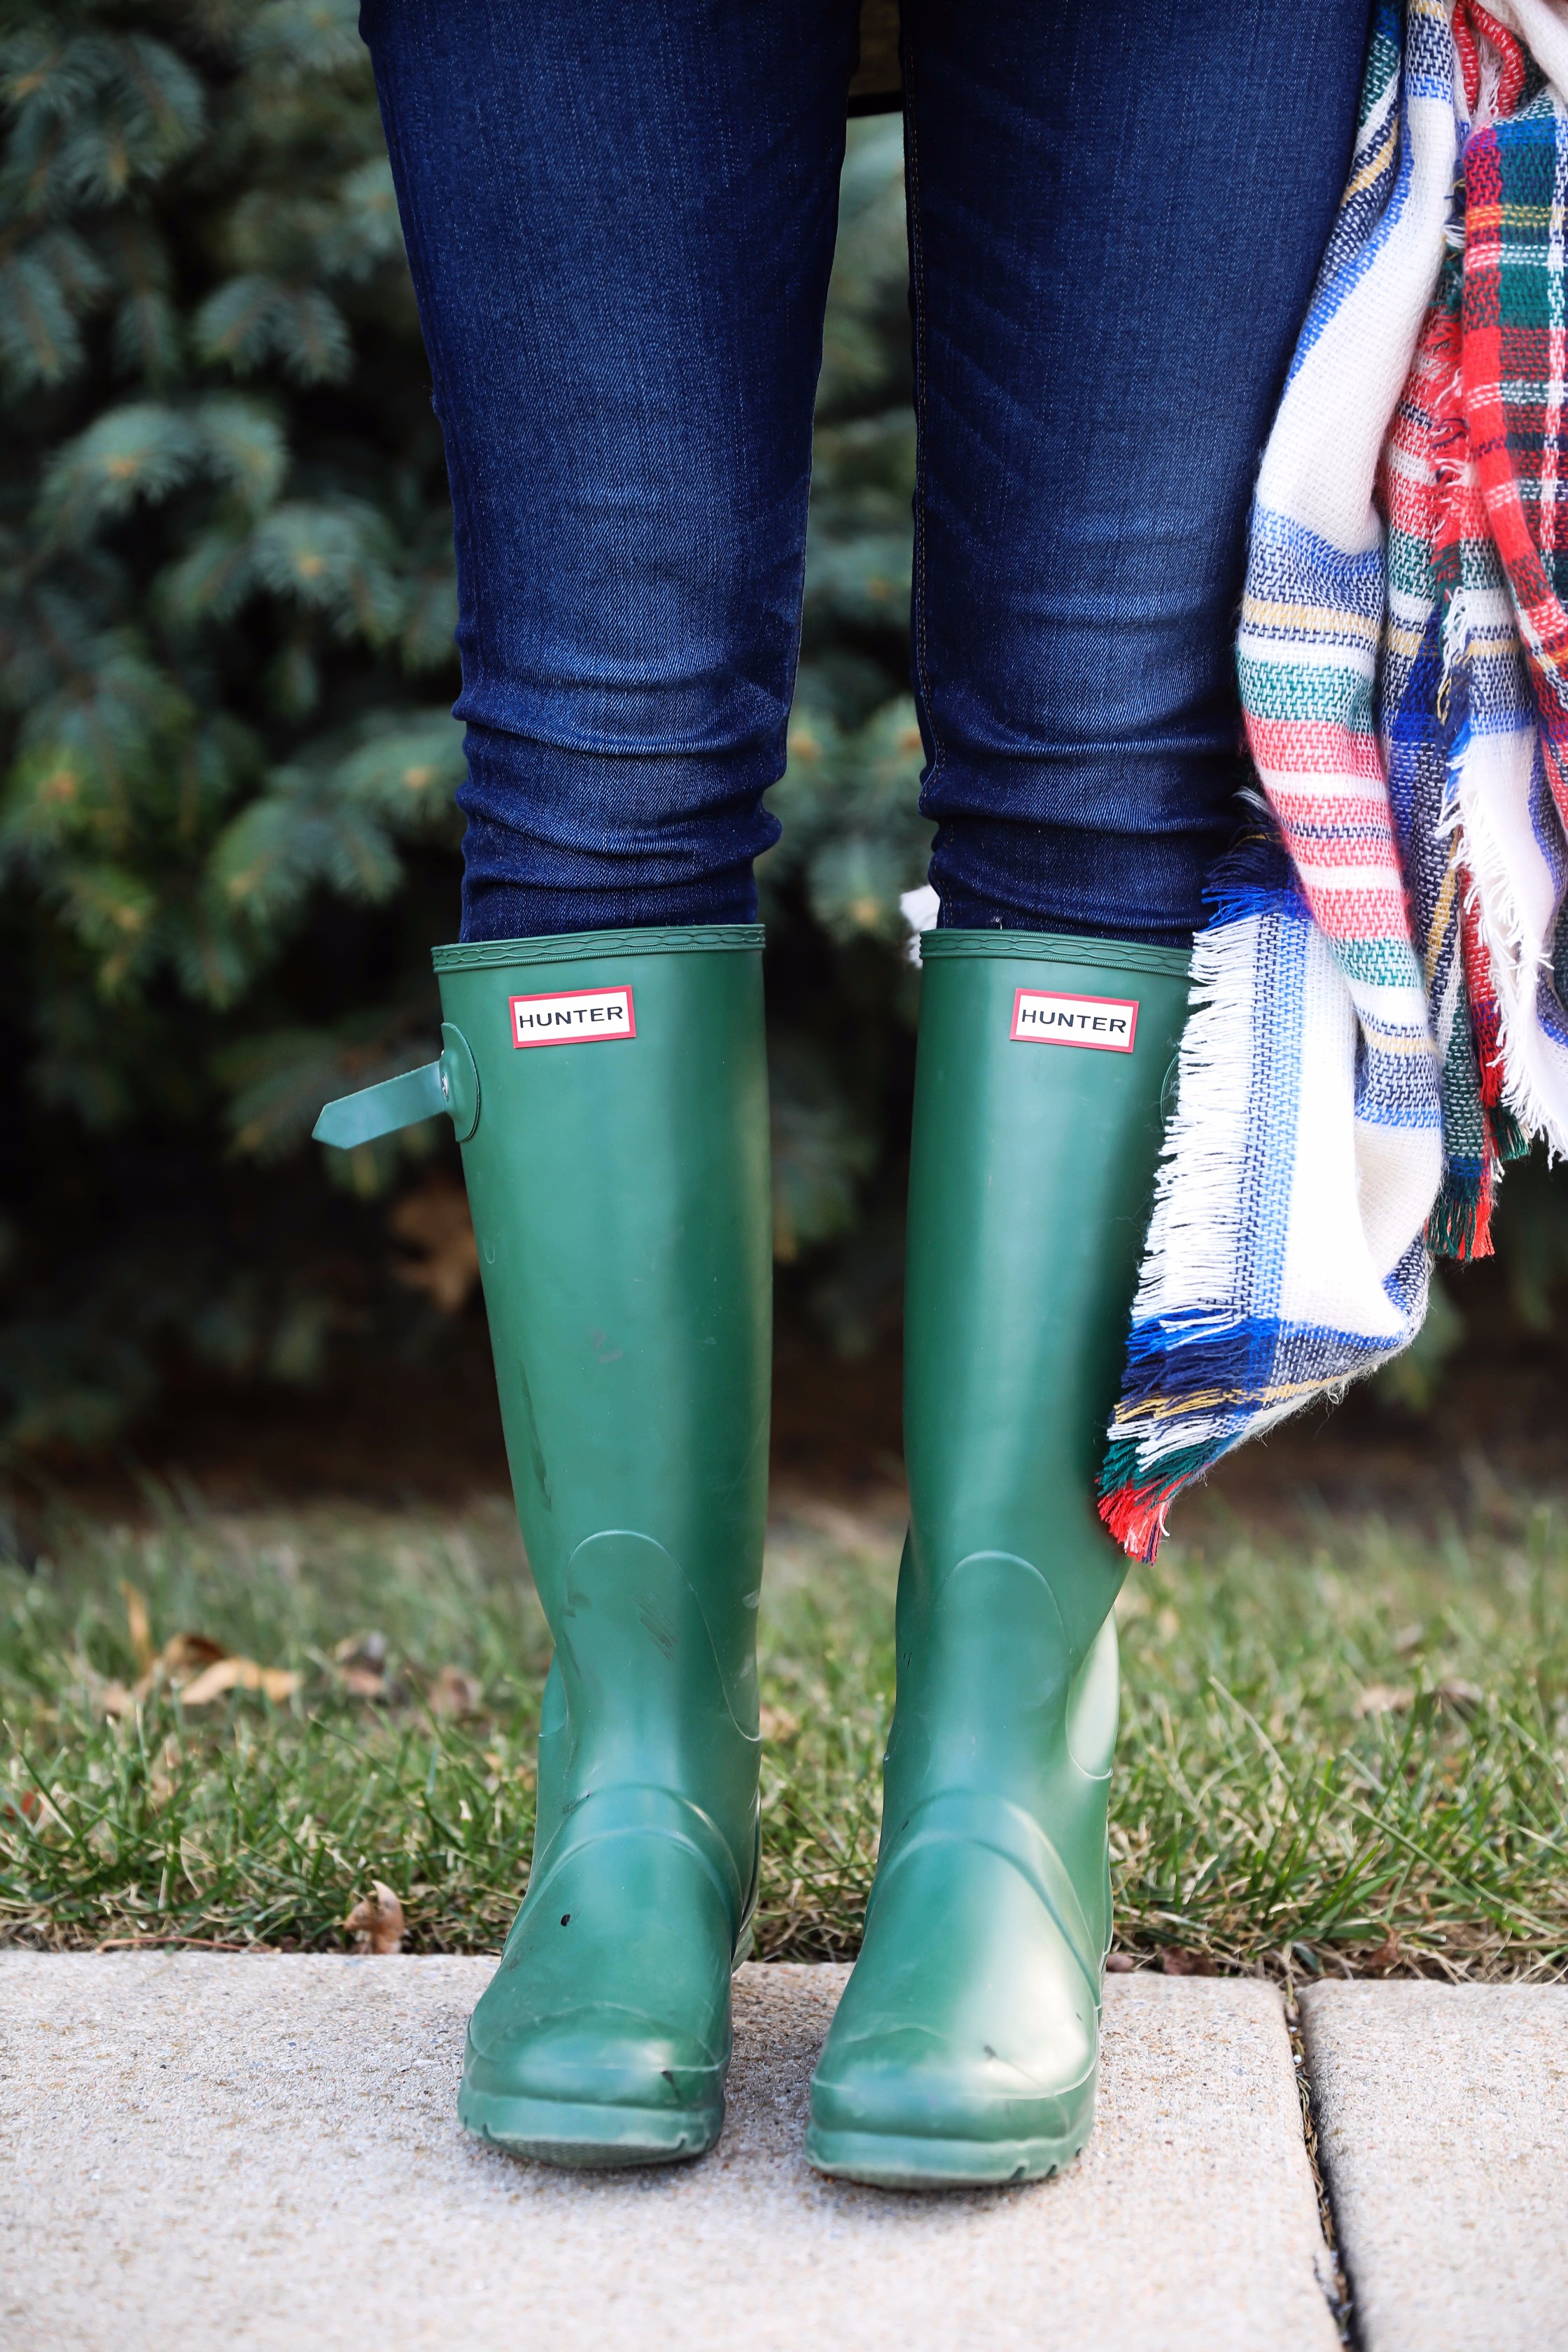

{"left": 361, "top": 0, "right": 1371, "bottom": 945}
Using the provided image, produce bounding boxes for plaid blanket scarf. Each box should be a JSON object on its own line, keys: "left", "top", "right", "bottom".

{"left": 1100, "top": 0, "right": 1568, "bottom": 1562}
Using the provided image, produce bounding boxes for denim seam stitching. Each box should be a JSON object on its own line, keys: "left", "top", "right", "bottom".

{"left": 903, "top": 31, "right": 941, "bottom": 810}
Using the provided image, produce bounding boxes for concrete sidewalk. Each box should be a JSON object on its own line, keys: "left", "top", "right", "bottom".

{"left": 1300, "top": 1980, "right": 1568, "bottom": 2352}
{"left": 1, "top": 1956, "right": 1338, "bottom": 2352}
{"left": 7, "top": 1956, "right": 1566, "bottom": 2352}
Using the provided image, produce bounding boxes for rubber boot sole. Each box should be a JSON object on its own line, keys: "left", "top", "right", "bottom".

{"left": 458, "top": 2082, "right": 724, "bottom": 2168}
{"left": 806, "top": 2052, "right": 1096, "bottom": 2191}
{"left": 804, "top": 2122, "right": 1085, "bottom": 2190}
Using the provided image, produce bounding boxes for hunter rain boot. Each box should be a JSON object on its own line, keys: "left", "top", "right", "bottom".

{"left": 806, "top": 929, "right": 1189, "bottom": 2189}
{"left": 316, "top": 923, "right": 771, "bottom": 2166}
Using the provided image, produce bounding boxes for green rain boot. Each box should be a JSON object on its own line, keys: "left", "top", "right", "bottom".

{"left": 315, "top": 925, "right": 771, "bottom": 2166}
{"left": 806, "top": 928, "right": 1189, "bottom": 2189}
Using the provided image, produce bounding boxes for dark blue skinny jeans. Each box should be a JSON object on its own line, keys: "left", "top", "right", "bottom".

{"left": 361, "top": 0, "right": 1371, "bottom": 946}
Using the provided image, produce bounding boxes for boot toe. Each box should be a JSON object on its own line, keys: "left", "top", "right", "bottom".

{"left": 465, "top": 2005, "right": 724, "bottom": 2110}
{"left": 460, "top": 1997, "right": 727, "bottom": 2166}
{"left": 809, "top": 2022, "right": 1093, "bottom": 2148}
{"left": 808, "top": 2014, "right": 1096, "bottom": 2190}
{"left": 458, "top": 1824, "right": 737, "bottom": 2164}
{"left": 806, "top": 1835, "right": 1100, "bottom": 2185}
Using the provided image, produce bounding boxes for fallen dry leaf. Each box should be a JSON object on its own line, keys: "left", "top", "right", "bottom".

{"left": 1104, "top": 1952, "right": 1137, "bottom": 1974}
{"left": 1158, "top": 1947, "right": 1217, "bottom": 1977}
{"left": 99, "top": 1681, "right": 138, "bottom": 1718}
{"left": 164, "top": 1632, "right": 228, "bottom": 1672}
{"left": 1, "top": 1788, "right": 40, "bottom": 1822}
{"left": 344, "top": 1880, "right": 405, "bottom": 1954}
{"left": 1354, "top": 1679, "right": 1483, "bottom": 1720}
{"left": 334, "top": 1631, "right": 388, "bottom": 1699}
{"left": 337, "top": 1664, "right": 387, "bottom": 1698}
{"left": 758, "top": 1704, "right": 800, "bottom": 1745}
{"left": 427, "top": 1664, "right": 482, "bottom": 1718}
{"left": 131, "top": 1631, "right": 228, "bottom": 1702}
{"left": 177, "top": 1656, "right": 301, "bottom": 1707}
{"left": 388, "top": 1175, "right": 480, "bottom": 1312}
{"left": 120, "top": 1581, "right": 155, "bottom": 1676}
{"left": 1365, "top": 1928, "right": 1402, "bottom": 1971}
{"left": 1354, "top": 1682, "right": 1415, "bottom": 1718}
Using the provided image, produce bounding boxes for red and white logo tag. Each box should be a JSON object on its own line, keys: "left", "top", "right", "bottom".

{"left": 510, "top": 985, "right": 636, "bottom": 1048}
{"left": 1011, "top": 987, "right": 1138, "bottom": 1052}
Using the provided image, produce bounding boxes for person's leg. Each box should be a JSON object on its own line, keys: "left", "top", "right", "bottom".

{"left": 908, "top": 0, "right": 1373, "bottom": 945}
{"left": 361, "top": 0, "right": 859, "bottom": 940}
{"left": 808, "top": 0, "right": 1373, "bottom": 2186}
{"left": 355, "top": 0, "right": 856, "bottom": 2166}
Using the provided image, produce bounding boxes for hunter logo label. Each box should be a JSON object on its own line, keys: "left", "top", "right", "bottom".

{"left": 510, "top": 985, "right": 636, "bottom": 1048}
{"left": 1011, "top": 987, "right": 1139, "bottom": 1052}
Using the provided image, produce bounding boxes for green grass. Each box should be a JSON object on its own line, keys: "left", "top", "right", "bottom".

{"left": 1, "top": 1483, "right": 1564, "bottom": 1978}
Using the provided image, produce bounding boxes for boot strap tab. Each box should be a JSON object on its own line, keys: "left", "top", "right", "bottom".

{"left": 313, "top": 1022, "right": 481, "bottom": 1148}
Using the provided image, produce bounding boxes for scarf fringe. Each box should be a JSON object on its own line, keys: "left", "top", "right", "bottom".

{"left": 1427, "top": 1159, "right": 1494, "bottom": 1259}
{"left": 1098, "top": 1475, "right": 1176, "bottom": 1567}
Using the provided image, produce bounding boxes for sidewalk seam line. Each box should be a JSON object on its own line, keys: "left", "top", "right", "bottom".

{"left": 1286, "top": 1993, "right": 1359, "bottom": 2350}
